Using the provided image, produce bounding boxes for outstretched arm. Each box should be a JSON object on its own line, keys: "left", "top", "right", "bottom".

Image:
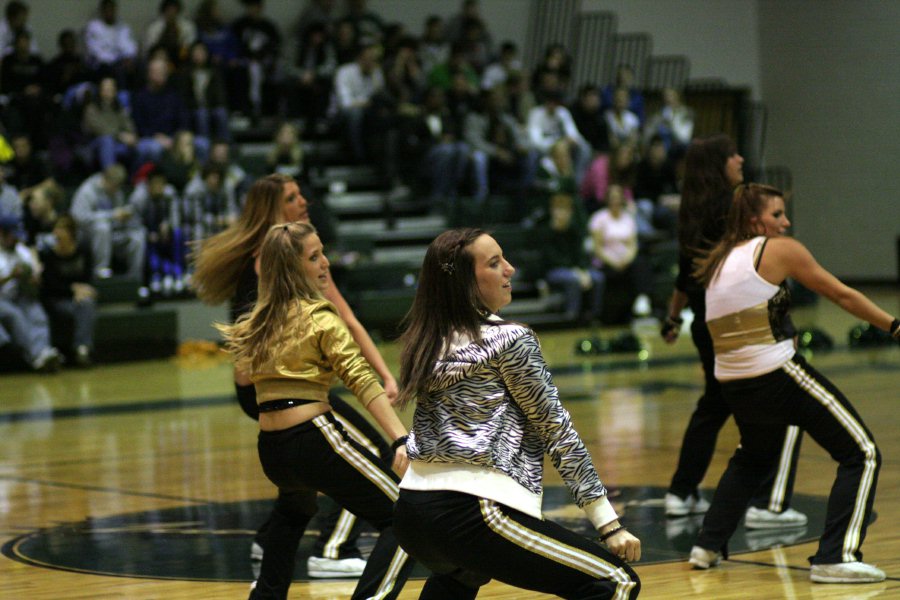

{"left": 765, "top": 238, "right": 895, "bottom": 332}
{"left": 323, "top": 272, "right": 399, "bottom": 402}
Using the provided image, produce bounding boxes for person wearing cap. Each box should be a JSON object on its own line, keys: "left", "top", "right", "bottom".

{"left": 0, "top": 215, "right": 60, "bottom": 372}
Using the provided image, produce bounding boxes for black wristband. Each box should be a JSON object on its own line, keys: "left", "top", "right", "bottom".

{"left": 598, "top": 525, "right": 626, "bottom": 542}
{"left": 391, "top": 435, "right": 408, "bottom": 452}
{"left": 890, "top": 318, "right": 900, "bottom": 339}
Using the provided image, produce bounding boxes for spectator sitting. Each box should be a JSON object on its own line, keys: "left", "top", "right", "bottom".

{"left": 458, "top": 16, "right": 491, "bottom": 73}
{"left": 83, "top": 0, "right": 138, "bottom": 86}
{"left": 131, "top": 57, "right": 196, "bottom": 167}
{"left": 0, "top": 214, "right": 60, "bottom": 371}
{"left": 183, "top": 163, "right": 236, "bottom": 243}
{"left": 70, "top": 163, "right": 144, "bottom": 280}
{"left": 143, "top": 0, "right": 196, "bottom": 63}
{"left": 194, "top": 0, "right": 239, "bottom": 66}
{"left": 531, "top": 43, "right": 572, "bottom": 102}
{"left": 383, "top": 35, "right": 423, "bottom": 106}
{"left": 539, "top": 191, "right": 605, "bottom": 323}
{"left": 427, "top": 41, "right": 478, "bottom": 92}
{"left": 82, "top": 76, "right": 137, "bottom": 169}
{"left": 504, "top": 70, "right": 535, "bottom": 125}
{"left": 231, "top": 0, "right": 282, "bottom": 118}
{"left": 643, "top": 87, "right": 694, "bottom": 152}
{"left": 265, "top": 122, "right": 304, "bottom": 178}
{"left": 8, "top": 134, "right": 52, "bottom": 194}
{"left": 527, "top": 89, "right": 591, "bottom": 183}
{"left": 0, "top": 30, "right": 48, "bottom": 148}
{"left": 332, "top": 42, "right": 383, "bottom": 161}
{"left": 401, "top": 86, "right": 468, "bottom": 210}
{"left": 22, "top": 180, "right": 63, "bottom": 249}
{"left": 39, "top": 215, "right": 97, "bottom": 367}
{"left": 332, "top": 16, "right": 358, "bottom": 65}
{"left": 604, "top": 87, "right": 641, "bottom": 149}
{"left": 601, "top": 64, "right": 645, "bottom": 124}
{"left": 0, "top": 0, "right": 36, "bottom": 57}
{"left": 158, "top": 129, "right": 200, "bottom": 193}
{"left": 44, "top": 29, "right": 89, "bottom": 101}
{"left": 206, "top": 139, "right": 248, "bottom": 209}
{"left": 465, "top": 87, "right": 535, "bottom": 202}
{"left": 570, "top": 84, "right": 610, "bottom": 155}
{"left": 481, "top": 40, "right": 520, "bottom": 91}
{"left": 181, "top": 40, "right": 230, "bottom": 142}
{"left": 581, "top": 142, "right": 637, "bottom": 213}
{"left": 288, "top": 21, "right": 337, "bottom": 125}
{"left": 535, "top": 138, "right": 576, "bottom": 200}
{"left": 589, "top": 184, "right": 654, "bottom": 319}
{"left": 129, "top": 169, "right": 184, "bottom": 296}
{"left": 418, "top": 15, "right": 448, "bottom": 78}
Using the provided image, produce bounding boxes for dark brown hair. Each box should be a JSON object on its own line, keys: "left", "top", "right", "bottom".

{"left": 694, "top": 183, "right": 785, "bottom": 287}
{"left": 397, "top": 228, "right": 490, "bottom": 408}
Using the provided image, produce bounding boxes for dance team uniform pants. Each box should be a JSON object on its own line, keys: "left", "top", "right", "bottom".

{"left": 696, "top": 353, "right": 880, "bottom": 564}
{"left": 669, "top": 311, "right": 802, "bottom": 512}
{"left": 394, "top": 489, "right": 640, "bottom": 600}
{"left": 251, "top": 412, "right": 412, "bottom": 600}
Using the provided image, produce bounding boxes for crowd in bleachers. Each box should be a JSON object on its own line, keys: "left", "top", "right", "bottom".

{"left": 0, "top": 0, "right": 699, "bottom": 372}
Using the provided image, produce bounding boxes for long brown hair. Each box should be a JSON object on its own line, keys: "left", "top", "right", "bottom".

{"left": 694, "top": 183, "right": 785, "bottom": 287}
{"left": 678, "top": 134, "right": 738, "bottom": 255}
{"left": 191, "top": 174, "right": 293, "bottom": 304}
{"left": 397, "top": 228, "right": 491, "bottom": 408}
{"left": 215, "top": 222, "right": 323, "bottom": 372}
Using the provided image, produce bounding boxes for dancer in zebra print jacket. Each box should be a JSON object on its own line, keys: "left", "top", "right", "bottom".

{"left": 393, "top": 228, "right": 641, "bottom": 599}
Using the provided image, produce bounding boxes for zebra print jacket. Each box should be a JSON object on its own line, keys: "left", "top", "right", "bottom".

{"left": 404, "top": 319, "right": 616, "bottom": 527}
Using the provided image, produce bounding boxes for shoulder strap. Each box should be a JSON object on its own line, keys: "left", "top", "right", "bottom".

{"left": 753, "top": 237, "right": 769, "bottom": 271}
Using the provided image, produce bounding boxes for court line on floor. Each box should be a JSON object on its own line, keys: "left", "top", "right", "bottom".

{"left": 0, "top": 473, "right": 216, "bottom": 504}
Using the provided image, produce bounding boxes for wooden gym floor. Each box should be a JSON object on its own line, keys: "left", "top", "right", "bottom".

{"left": 1, "top": 289, "right": 898, "bottom": 599}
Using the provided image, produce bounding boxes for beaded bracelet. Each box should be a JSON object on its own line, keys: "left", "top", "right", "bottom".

{"left": 391, "top": 435, "right": 409, "bottom": 452}
{"left": 598, "top": 525, "right": 626, "bottom": 542}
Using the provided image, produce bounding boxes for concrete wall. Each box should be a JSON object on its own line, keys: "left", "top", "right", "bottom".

{"left": 582, "top": 0, "right": 762, "bottom": 95}
{"left": 758, "top": 0, "right": 900, "bottom": 280}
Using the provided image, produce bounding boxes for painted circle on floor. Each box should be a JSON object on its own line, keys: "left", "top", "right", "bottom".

{"left": 2, "top": 486, "right": 827, "bottom": 582}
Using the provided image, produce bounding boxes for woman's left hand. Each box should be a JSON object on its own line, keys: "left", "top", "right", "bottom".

{"left": 383, "top": 377, "right": 400, "bottom": 405}
{"left": 392, "top": 445, "right": 409, "bottom": 476}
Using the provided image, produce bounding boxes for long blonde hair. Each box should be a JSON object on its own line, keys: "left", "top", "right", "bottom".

{"left": 693, "top": 183, "right": 785, "bottom": 287}
{"left": 191, "top": 174, "right": 294, "bottom": 304}
{"left": 215, "top": 222, "right": 324, "bottom": 372}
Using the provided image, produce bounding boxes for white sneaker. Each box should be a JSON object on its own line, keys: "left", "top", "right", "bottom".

{"left": 306, "top": 556, "right": 367, "bottom": 579}
{"left": 665, "top": 492, "right": 710, "bottom": 517}
{"left": 250, "top": 541, "right": 263, "bottom": 561}
{"left": 32, "top": 347, "right": 61, "bottom": 372}
{"left": 810, "top": 561, "right": 885, "bottom": 583}
{"left": 745, "top": 506, "right": 808, "bottom": 529}
{"left": 689, "top": 545, "right": 721, "bottom": 569}
{"left": 632, "top": 294, "right": 652, "bottom": 317}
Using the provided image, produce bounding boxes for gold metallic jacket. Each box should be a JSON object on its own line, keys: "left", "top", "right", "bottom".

{"left": 252, "top": 299, "right": 385, "bottom": 407}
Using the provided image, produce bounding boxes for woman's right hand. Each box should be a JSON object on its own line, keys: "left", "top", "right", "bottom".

{"left": 606, "top": 529, "right": 641, "bottom": 563}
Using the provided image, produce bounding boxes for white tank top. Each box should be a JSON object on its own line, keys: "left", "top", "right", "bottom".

{"left": 705, "top": 237, "right": 795, "bottom": 380}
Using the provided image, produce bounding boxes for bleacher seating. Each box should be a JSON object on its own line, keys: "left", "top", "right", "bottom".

{"left": 0, "top": 2, "right": 793, "bottom": 367}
